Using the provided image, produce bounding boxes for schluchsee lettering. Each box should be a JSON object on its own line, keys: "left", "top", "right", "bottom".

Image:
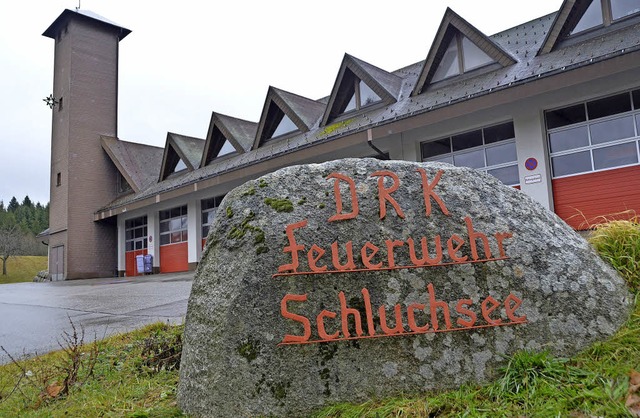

{"left": 276, "top": 169, "right": 526, "bottom": 346}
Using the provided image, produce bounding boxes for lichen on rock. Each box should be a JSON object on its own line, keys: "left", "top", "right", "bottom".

{"left": 179, "top": 158, "right": 632, "bottom": 417}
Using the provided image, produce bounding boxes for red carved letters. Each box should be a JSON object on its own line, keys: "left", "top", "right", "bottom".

{"left": 276, "top": 168, "right": 524, "bottom": 347}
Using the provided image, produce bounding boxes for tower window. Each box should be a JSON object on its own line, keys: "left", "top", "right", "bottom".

{"left": 56, "top": 172, "right": 61, "bottom": 187}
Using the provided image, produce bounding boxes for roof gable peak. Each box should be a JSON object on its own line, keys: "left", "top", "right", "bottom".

{"left": 321, "top": 53, "right": 403, "bottom": 126}
{"left": 411, "top": 8, "right": 516, "bottom": 96}
{"left": 201, "top": 112, "right": 258, "bottom": 167}
{"left": 252, "top": 86, "right": 324, "bottom": 150}
{"left": 159, "top": 132, "right": 204, "bottom": 181}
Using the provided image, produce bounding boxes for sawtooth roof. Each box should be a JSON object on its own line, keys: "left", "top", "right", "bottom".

{"left": 253, "top": 87, "right": 325, "bottom": 149}
{"left": 97, "top": 3, "right": 640, "bottom": 214}
{"left": 158, "top": 132, "right": 205, "bottom": 180}
{"left": 101, "top": 136, "right": 164, "bottom": 193}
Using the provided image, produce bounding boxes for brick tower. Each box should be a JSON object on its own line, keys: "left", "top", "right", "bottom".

{"left": 43, "top": 10, "right": 131, "bottom": 279}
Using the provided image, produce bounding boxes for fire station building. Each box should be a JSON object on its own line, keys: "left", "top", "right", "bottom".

{"left": 42, "top": 1, "right": 640, "bottom": 279}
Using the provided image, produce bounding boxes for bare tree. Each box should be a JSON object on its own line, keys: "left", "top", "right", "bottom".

{"left": 0, "top": 224, "right": 22, "bottom": 275}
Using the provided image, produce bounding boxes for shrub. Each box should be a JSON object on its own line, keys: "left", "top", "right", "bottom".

{"left": 589, "top": 218, "right": 640, "bottom": 291}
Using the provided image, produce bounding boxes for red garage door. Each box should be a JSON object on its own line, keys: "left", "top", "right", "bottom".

{"left": 159, "top": 206, "right": 189, "bottom": 273}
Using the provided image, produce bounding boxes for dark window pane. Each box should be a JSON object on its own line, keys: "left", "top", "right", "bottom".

{"left": 159, "top": 210, "right": 170, "bottom": 221}
{"left": 593, "top": 142, "right": 638, "bottom": 170}
{"left": 590, "top": 115, "right": 635, "bottom": 144}
{"left": 182, "top": 231, "right": 189, "bottom": 242}
{"left": 135, "top": 241, "right": 143, "bottom": 250}
{"left": 487, "top": 165, "right": 519, "bottom": 185}
{"left": 160, "top": 221, "right": 169, "bottom": 233}
{"left": 126, "top": 230, "right": 133, "bottom": 240}
{"left": 454, "top": 149, "right": 485, "bottom": 168}
{"left": 125, "top": 219, "right": 134, "bottom": 229}
{"left": 201, "top": 197, "right": 215, "bottom": 211}
{"left": 484, "top": 122, "right": 515, "bottom": 144}
{"left": 202, "top": 226, "right": 209, "bottom": 237}
{"left": 126, "top": 242, "right": 133, "bottom": 252}
{"left": 134, "top": 228, "right": 143, "bottom": 239}
{"left": 170, "top": 207, "right": 181, "bottom": 219}
{"left": 570, "top": 0, "right": 603, "bottom": 34}
{"left": 552, "top": 151, "right": 592, "bottom": 177}
{"left": 432, "top": 37, "right": 460, "bottom": 82}
{"left": 344, "top": 93, "right": 356, "bottom": 113}
{"left": 359, "top": 80, "right": 381, "bottom": 107}
{"left": 160, "top": 234, "right": 170, "bottom": 246}
{"left": 171, "top": 232, "right": 182, "bottom": 244}
{"left": 549, "top": 126, "right": 589, "bottom": 153}
{"left": 587, "top": 93, "right": 632, "bottom": 120}
{"left": 452, "top": 130, "right": 483, "bottom": 151}
{"left": 611, "top": 0, "right": 640, "bottom": 19}
{"left": 422, "top": 139, "right": 451, "bottom": 159}
{"left": 633, "top": 90, "right": 640, "bottom": 109}
{"left": 636, "top": 114, "right": 640, "bottom": 132}
{"left": 143, "top": 239, "right": 147, "bottom": 249}
{"left": 546, "top": 104, "right": 586, "bottom": 129}
{"left": 202, "top": 212, "right": 209, "bottom": 224}
{"left": 143, "top": 226, "right": 147, "bottom": 236}
{"left": 486, "top": 142, "right": 517, "bottom": 166}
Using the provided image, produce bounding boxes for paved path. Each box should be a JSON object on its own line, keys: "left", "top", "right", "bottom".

{"left": 0, "top": 272, "right": 193, "bottom": 364}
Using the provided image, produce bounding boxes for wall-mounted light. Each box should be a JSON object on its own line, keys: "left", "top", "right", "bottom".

{"left": 43, "top": 94, "right": 59, "bottom": 109}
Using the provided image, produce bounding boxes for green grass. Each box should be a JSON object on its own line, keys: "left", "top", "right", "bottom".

{"left": 589, "top": 218, "right": 640, "bottom": 291}
{"left": 0, "top": 322, "right": 184, "bottom": 417}
{"left": 0, "top": 256, "right": 47, "bottom": 284}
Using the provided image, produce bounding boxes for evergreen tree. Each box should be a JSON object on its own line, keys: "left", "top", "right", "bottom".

{"left": 22, "top": 195, "right": 33, "bottom": 208}
{"left": 7, "top": 197, "right": 19, "bottom": 212}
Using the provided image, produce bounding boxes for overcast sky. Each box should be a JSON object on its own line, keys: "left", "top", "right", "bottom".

{"left": 0, "top": 0, "right": 562, "bottom": 205}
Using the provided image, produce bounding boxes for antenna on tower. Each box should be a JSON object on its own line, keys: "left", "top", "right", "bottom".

{"left": 76, "top": 0, "right": 81, "bottom": 11}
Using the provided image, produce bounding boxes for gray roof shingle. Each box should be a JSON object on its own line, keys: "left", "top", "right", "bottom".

{"left": 97, "top": 6, "right": 640, "bottom": 214}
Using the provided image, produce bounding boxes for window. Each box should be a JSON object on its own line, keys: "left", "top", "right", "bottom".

{"left": 174, "top": 159, "right": 187, "bottom": 172}
{"left": 201, "top": 195, "right": 225, "bottom": 238}
{"left": 545, "top": 89, "right": 640, "bottom": 178}
{"left": 571, "top": 0, "right": 640, "bottom": 35}
{"left": 125, "top": 216, "right": 147, "bottom": 252}
{"left": 56, "top": 172, "right": 61, "bottom": 187}
{"left": 272, "top": 114, "right": 297, "bottom": 138}
{"left": 342, "top": 79, "right": 382, "bottom": 114}
{"left": 218, "top": 140, "right": 235, "bottom": 157}
{"left": 432, "top": 33, "right": 494, "bottom": 83}
{"left": 421, "top": 121, "right": 519, "bottom": 186}
{"left": 159, "top": 206, "right": 188, "bottom": 246}
{"left": 117, "top": 171, "right": 132, "bottom": 194}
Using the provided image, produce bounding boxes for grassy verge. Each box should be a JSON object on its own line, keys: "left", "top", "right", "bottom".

{"left": 0, "top": 322, "right": 184, "bottom": 417}
{"left": 0, "top": 256, "right": 47, "bottom": 284}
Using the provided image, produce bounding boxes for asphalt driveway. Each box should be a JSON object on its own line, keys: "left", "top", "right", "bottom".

{"left": 0, "top": 272, "right": 193, "bottom": 364}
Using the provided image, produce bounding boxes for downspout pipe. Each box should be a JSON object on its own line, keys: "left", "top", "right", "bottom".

{"left": 367, "top": 129, "right": 389, "bottom": 160}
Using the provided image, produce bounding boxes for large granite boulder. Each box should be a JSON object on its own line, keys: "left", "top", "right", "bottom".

{"left": 178, "top": 158, "right": 632, "bottom": 417}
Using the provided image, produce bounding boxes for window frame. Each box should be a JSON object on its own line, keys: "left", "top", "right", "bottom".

{"left": 159, "top": 205, "right": 188, "bottom": 246}
{"left": 431, "top": 33, "right": 495, "bottom": 84}
{"left": 420, "top": 121, "right": 520, "bottom": 186}
{"left": 201, "top": 195, "right": 225, "bottom": 239}
{"left": 125, "top": 216, "right": 148, "bottom": 252}
{"left": 569, "top": 0, "right": 640, "bottom": 36}
{"left": 545, "top": 89, "right": 640, "bottom": 179}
